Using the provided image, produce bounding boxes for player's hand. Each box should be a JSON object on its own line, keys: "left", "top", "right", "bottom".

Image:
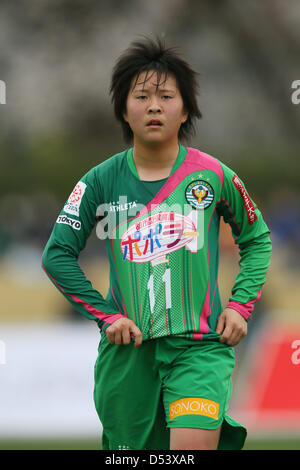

{"left": 215, "top": 308, "right": 247, "bottom": 346}
{"left": 106, "top": 317, "right": 143, "bottom": 348}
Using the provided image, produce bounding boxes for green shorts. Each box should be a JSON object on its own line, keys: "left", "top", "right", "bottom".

{"left": 93, "top": 335, "right": 246, "bottom": 450}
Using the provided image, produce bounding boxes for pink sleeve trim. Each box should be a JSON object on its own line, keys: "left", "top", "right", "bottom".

{"left": 68, "top": 293, "right": 123, "bottom": 324}
{"left": 226, "top": 289, "right": 262, "bottom": 320}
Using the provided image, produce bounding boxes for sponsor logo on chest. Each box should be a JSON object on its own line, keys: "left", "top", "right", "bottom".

{"left": 121, "top": 209, "right": 200, "bottom": 263}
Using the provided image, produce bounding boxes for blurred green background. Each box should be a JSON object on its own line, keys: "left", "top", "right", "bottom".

{"left": 0, "top": 0, "right": 299, "bottom": 450}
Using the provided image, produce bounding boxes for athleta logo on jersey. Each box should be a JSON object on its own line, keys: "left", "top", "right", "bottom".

{"left": 64, "top": 181, "right": 87, "bottom": 216}
{"left": 109, "top": 200, "right": 138, "bottom": 212}
{"left": 232, "top": 175, "right": 257, "bottom": 225}
{"left": 56, "top": 215, "right": 81, "bottom": 230}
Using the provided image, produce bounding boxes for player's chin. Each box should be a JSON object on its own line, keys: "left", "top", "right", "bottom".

{"left": 144, "top": 130, "right": 173, "bottom": 145}
{"left": 144, "top": 129, "right": 164, "bottom": 138}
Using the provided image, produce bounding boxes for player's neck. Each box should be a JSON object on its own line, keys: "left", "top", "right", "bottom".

{"left": 132, "top": 139, "right": 180, "bottom": 181}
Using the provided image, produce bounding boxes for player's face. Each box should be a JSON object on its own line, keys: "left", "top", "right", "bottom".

{"left": 123, "top": 71, "right": 188, "bottom": 147}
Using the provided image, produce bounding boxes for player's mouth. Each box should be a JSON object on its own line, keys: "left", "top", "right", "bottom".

{"left": 146, "top": 119, "right": 163, "bottom": 128}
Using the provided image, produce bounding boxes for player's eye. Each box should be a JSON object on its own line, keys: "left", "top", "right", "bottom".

{"left": 137, "top": 95, "right": 147, "bottom": 100}
{"left": 162, "top": 95, "right": 172, "bottom": 100}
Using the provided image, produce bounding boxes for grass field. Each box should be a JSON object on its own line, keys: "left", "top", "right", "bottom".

{"left": 0, "top": 437, "right": 299, "bottom": 450}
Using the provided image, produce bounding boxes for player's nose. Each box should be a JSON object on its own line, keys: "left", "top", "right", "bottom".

{"left": 148, "top": 97, "right": 162, "bottom": 113}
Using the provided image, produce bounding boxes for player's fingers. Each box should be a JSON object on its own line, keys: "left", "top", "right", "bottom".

{"left": 114, "top": 328, "right": 122, "bottom": 345}
{"left": 130, "top": 325, "right": 143, "bottom": 348}
{"left": 227, "top": 325, "right": 247, "bottom": 346}
{"left": 106, "top": 327, "right": 115, "bottom": 344}
{"left": 219, "top": 324, "right": 233, "bottom": 344}
{"left": 122, "top": 326, "right": 132, "bottom": 345}
{"left": 225, "top": 330, "right": 240, "bottom": 346}
{"left": 216, "top": 314, "right": 226, "bottom": 335}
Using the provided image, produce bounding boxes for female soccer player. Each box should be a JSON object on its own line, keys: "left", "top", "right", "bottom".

{"left": 42, "top": 37, "right": 272, "bottom": 450}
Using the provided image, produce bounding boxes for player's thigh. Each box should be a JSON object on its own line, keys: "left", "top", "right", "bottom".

{"left": 160, "top": 339, "right": 235, "bottom": 434}
{"left": 94, "top": 336, "right": 157, "bottom": 415}
{"left": 170, "top": 426, "right": 221, "bottom": 450}
{"left": 94, "top": 336, "right": 165, "bottom": 449}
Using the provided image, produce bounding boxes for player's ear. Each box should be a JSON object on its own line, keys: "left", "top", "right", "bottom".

{"left": 181, "top": 108, "right": 189, "bottom": 124}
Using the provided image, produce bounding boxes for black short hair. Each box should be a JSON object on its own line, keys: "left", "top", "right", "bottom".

{"left": 110, "top": 36, "right": 202, "bottom": 143}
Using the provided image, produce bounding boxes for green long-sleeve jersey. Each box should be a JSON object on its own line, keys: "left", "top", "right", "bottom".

{"left": 42, "top": 144, "right": 272, "bottom": 341}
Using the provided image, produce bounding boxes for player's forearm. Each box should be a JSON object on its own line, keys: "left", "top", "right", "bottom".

{"left": 42, "top": 243, "right": 123, "bottom": 325}
{"left": 226, "top": 232, "right": 272, "bottom": 320}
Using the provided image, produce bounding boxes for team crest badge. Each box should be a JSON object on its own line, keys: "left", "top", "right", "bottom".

{"left": 185, "top": 180, "right": 214, "bottom": 210}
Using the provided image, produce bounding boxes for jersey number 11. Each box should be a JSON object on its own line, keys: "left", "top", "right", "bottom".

{"left": 147, "top": 268, "right": 172, "bottom": 313}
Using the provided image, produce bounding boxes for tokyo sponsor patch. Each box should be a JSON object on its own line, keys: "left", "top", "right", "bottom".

{"left": 64, "top": 181, "right": 87, "bottom": 216}
{"left": 185, "top": 180, "right": 214, "bottom": 210}
{"left": 232, "top": 175, "right": 257, "bottom": 225}
{"left": 169, "top": 397, "right": 219, "bottom": 421}
{"left": 56, "top": 215, "right": 81, "bottom": 230}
